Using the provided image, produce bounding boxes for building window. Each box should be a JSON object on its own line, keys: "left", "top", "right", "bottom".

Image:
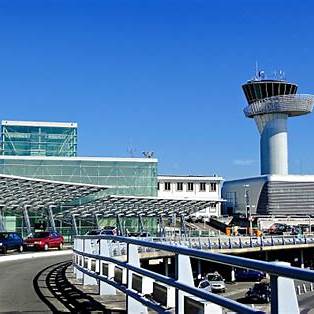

{"left": 177, "top": 182, "right": 183, "bottom": 191}
{"left": 187, "top": 182, "right": 194, "bottom": 191}
{"left": 157, "top": 182, "right": 160, "bottom": 190}
{"left": 200, "top": 182, "right": 206, "bottom": 192}
{"left": 210, "top": 183, "right": 217, "bottom": 192}
{"left": 164, "top": 182, "right": 171, "bottom": 191}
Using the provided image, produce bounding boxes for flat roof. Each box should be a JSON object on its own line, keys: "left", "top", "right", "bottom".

{"left": 158, "top": 175, "right": 223, "bottom": 181}
{"left": 1, "top": 120, "right": 78, "bottom": 128}
{"left": 224, "top": 174, "right": 314, "bottom": 184}
{"left": 0, "top": 155, "right": 158, "bottom": 163}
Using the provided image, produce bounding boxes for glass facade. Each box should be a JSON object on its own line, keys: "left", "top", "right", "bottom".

{"left": 1, "top": 121, "right": 77, "bottom": 157}
{"left": 0, "top": 157, "right": 158, "bottom": 197}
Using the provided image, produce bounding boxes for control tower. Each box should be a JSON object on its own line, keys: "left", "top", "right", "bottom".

{"left": 242, "top": 72, "right": 314, "bottom": 175}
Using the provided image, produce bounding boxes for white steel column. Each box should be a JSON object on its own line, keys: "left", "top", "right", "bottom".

{"left": 47, "top": 205, "right": 56, "bottom": 232}
{"left": 0, "top": 206, "right": 6, "bottom": 232}
{"left": 23, "top": 205, "right": 32, "bottom": 236}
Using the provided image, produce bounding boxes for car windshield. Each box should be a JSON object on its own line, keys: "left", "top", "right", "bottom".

{"left": 0, "top": 233, "right": 9, "bottom": 239}
{"left": 32, "top": 232, "right": 50, "bottom": 238}
{"left": 199, "top": 281, "right": 210, "bottom": 288}
{"left": 86, "top": 230, "right": 101, "bottom": 235}
{"left": 207, "top": 274, "right": 223, "bottom": 281}
{"left": 102, "top": 229, "right": 115, "bottom": 235}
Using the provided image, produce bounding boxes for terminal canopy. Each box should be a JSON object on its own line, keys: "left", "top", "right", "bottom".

{"left": 56, "top": 195, "right": 221, "bottom": 219}
{"left": 0, "top": 174, "right": 222, "bottom": 219}
{"left": 0, "top": 174, "right": 108, "bottom": 211}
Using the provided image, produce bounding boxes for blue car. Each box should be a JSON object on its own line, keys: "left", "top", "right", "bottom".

{"left": 0, "top": 232, "right": 24, "bottom": 254}
{"left": 235, "top": 268, "right": 265, "bottom": 281}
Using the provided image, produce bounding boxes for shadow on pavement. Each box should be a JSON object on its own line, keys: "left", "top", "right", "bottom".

{"left": 33, "top": 260, "right": 111, "bottom": 313}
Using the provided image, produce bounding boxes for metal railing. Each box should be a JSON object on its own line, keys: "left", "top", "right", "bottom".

{"left": 73, "top": 235, "right": 314, "bottom": 314}
{"left": 101, "top": 234, "right": 314, "bottom": 257}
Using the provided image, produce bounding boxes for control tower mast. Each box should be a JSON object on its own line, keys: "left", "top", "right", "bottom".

{"left": 242, "top": 71, "right": 314, "bottom": 175}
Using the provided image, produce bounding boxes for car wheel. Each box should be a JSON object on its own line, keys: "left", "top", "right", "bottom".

{"left": 2, "top": 246, "right": 7, "bottom": 254}
{"left": 44, "top": 243, "right": 49, "bottom": 251}
{"left": 18, "top": 245, "right": 23, "bottom": 253}
{"left": 58, "top": 242, "right": 63, "bottom": 250}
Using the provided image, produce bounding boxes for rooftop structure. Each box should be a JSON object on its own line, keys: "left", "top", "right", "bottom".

{"left": 1, "top": 120, "right": 78, "bottom": 157}
{"left": 242, "top": 71, "right": 314, "bottom": 175}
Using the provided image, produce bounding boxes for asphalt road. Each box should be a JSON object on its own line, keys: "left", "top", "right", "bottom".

{"left": 0, "top": 254, "right": 71, "bottom": 312}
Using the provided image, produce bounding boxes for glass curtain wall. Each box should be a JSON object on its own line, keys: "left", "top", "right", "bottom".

{"left": 1, "top": 125, "right": 77, "bottom": 157}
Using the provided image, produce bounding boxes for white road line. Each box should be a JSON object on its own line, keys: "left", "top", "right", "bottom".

{"left": 0, "top": 250, "right": 72, "bottom": 263}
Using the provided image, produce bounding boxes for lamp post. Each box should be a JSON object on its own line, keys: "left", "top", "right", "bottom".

{"left": 243, "top": 184, "right": 253, "bottom": 236}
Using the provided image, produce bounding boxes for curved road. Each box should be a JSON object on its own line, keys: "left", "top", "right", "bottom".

{"left": 0, "top": 253, "right": 71, "bottom": 312}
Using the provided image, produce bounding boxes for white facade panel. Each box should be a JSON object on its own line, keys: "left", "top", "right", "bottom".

{"left": 157, "top": 175, "right": 224, "bottom": 219}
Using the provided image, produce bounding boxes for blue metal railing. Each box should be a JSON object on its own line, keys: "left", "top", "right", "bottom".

{"left": 73, "top": 235, "right": 314, "bottom": 314}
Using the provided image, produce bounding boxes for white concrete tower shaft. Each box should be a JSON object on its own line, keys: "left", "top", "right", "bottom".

{"left": 242, "top": 79, "right": 314, "bottom": 176}
{"left": 254, "top": 113, "right": 288, "bottom": 175}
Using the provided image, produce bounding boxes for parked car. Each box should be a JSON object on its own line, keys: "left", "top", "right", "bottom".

{"left": 205, "top": 272, "right": 226, "bottom": 292}
{"left": 235, "top": 268, "right": 265, "bottom": 281}
{"left": 246, "top": 281, "right": 271, "bottom": 303}
{"left": 197, "top": 279, "right": 212, "bottom": 292}
{"left": 267, "top": 223, "right": 292, "bottom": 235}
{"left": 0, "top": 232, "right": 24, "bottom": 254}
{"left": 24, "top": 231, "right": 64, "bottom": 251}
{"left": 86, "top": 227, "right": 118, "bottom": 236}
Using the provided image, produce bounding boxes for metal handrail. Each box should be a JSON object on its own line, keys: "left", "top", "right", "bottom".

{"left": 74, "top": 235, "right": 314, "bottom": 314}
{"left": 74, "top": 249, "right": 262, "bottom": 313}
{"left": 76, "top": 235, "right": 314, "bottom": 282}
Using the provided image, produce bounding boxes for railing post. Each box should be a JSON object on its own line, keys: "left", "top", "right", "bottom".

{"left": 99, "top": 240, "right": 116, "bottom": 295}
{"left": 175, "top": 254, "right": 179, "bottom": 314}
{"left": 83, "top": 238, "right": 97, "bottom": 285}
{"left": 127, "top": 243, "right": 148, "bottom": 314}
{"left": 271, "top": 261, "right": 299, "bottom": 314}
{"left": 270, "top": 274, "right": 278, "bottom": 314}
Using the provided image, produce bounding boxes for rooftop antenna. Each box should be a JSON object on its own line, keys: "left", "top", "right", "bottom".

{"left": 255, "top": 61, "right": 259, "bottom": 80}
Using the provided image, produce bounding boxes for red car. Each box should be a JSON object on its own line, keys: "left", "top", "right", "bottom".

{"left": 24, "top": 231, "right": 64, "bottom": 251}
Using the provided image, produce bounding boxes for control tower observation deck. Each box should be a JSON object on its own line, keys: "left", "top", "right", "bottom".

{"left": 242, "top": 74, "right": 314, "bottom": 175}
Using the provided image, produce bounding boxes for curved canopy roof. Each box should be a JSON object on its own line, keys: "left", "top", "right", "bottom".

{"left": 56, "top": 194, "right": 222, "bottom": 219}
{"left": 0, "top": 174, "right": 109, "bottom": 211}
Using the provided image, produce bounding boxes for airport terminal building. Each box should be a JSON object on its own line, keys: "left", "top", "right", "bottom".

{"left": 0, "top": 120, "right": 158, "bottom": 234}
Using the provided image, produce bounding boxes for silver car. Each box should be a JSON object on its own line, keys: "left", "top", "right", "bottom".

{"left": 197, "top": 279, "right": 212, "bottom": 292}
{"left": 206, "top": 272, "right": 226, "bottom": 293}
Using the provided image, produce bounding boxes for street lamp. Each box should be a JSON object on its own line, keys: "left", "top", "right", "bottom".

{"left": 243, "top": 184, "right": 253, "bottom": 236}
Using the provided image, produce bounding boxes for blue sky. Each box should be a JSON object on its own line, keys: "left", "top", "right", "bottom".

{"left": 0, "top": 0, "right": 314, "bottom": 179}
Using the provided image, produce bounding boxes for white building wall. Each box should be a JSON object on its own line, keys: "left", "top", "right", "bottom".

{"left": 157, "top": 175, "right": 224, "bottom": 219}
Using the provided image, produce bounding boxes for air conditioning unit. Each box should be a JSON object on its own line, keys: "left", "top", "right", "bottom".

{"left": 132, "top": 273, "right": 154, "bottom": 294}
{"left": 184, "top": 296, "right": 216, "bottom": 314}
{"left": 114, "top": 266, "right": 127, "bottom": 284}
{"left": 152, "top": 282, "right": 175, "bottom": 308}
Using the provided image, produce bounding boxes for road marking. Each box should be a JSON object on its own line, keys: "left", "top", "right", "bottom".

{"left": 0, "top": 250, "right": 72, "bottom": 263}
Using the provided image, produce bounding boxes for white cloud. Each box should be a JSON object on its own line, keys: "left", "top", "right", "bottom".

{"left": 233, "top": 159, "right": 256, "bottom": 166}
